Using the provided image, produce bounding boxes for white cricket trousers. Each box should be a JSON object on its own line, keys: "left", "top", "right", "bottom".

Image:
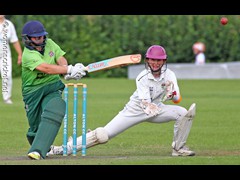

{"left": 104, "top": 103, "right": 188, "bottom": 139}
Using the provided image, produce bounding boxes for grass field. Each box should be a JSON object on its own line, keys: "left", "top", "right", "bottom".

{"left": 0, "top": 77, "right": 240, "bottom": 165}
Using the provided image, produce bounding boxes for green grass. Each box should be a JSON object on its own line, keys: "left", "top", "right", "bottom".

{"left": 0, "top": 78, "right": 240, "bottom": 165}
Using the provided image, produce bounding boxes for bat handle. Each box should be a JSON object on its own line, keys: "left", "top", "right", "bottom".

{"left": 83, "top": 66, "right": 88, "bottom": 72}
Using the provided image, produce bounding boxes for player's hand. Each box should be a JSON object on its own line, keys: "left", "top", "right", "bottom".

{"left": 74, "top": 63, "right": 86, "bottom": 76}
{"left": 67, "top": 64, "right": 86, "bottom": 77}
{"left": 64, "top": 74, "right": 72, "bottom": 80}
{"left": 161, "top": 80, "right": 176, "bottom": 102}
{"left": 66, "top": 63, "right": 86, "bottom": 80}
{"left": 64, "top": 74, "right": 82, "bottom": 80}
{"left": 140, "top": 100, "right": 161, "bottom": 116}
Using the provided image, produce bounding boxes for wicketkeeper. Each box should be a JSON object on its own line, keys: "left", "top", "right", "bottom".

{"left": 49, "top": 45, "right": 196, "bottom": 157}
{"left": 21, "top": 20, "right": 86, "bottom": 160}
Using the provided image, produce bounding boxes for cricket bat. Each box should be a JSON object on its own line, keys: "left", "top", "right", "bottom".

{"left": 84, "top": 54, "right": 142, "bottom": 73}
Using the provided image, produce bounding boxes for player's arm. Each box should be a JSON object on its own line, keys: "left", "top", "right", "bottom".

{"left": 55, "top": 56, "right": 86, "bottom": 80}
{"left": 35, "top": 62, "right": 86, "bottom": 82}
{"left": 35, "top": 63, "right": 69, "bottom": 75}
{"left": 56, "top": 56, "right": 69, "bottom": 76}
{"left": 56, "top": 56, "right": 68, "bottom": 66}
{"left": 170, "top": 76, "right": 182, "bottom": 104}
{"left": 161, "top": 71, "right": 182, "bottom": 104}
{"left": 12, "top": 41, "right": 22, "bottom": 65}
{"left": 161, "top": 80, "right": 182, "bottom": 104}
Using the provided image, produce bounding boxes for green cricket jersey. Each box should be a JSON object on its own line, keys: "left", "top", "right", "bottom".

{"left": 21, "top": 38, "right": 66, "bottom": 95}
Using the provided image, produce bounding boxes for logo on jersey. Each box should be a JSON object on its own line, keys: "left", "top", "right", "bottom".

{"left": 49, "top": 51, "right": 54, "bottom": 57}
{"left": 36, "top": 72, "right": 47, "bottom": 79}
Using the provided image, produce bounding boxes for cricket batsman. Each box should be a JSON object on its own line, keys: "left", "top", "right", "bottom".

{"left": 49, "top": 45, "right": 196, "bottom": 157}
{"left": 21, "top": 20, "right": 86, "bottom": 160}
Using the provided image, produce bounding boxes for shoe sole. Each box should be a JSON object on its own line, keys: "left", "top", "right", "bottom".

{"left": 172, "top": 152, "right": 196, "bottom": 157}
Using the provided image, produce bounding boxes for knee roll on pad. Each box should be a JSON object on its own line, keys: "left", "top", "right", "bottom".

{"left": 41, "top": 97, "right": 66, "bottom": 125}
{"left": 95, "top": 127, "right": 109, "bottom": 143}
{"left": 70, "top": 127, "right": 109, "bottom": 154}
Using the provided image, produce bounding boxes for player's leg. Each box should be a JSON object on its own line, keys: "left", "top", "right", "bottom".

{"left": 171, "top": 103, "right": 196, "bottom": 156}
{"left": 49, "top": 106, "right": 146, "bottom": 155}
{"left": 28, "top": 90, "right": 65, "bottom": 159}
{"left": 48, "top": 126, "right": 109, "bottom": 155}
{"left": 1, "top": 56, "right": 13, "bottom": 104}
{"left": 148, "top": 103, "right": 195, "bottom": 156}
{"left": 24, "top": 91, "right": 44, "bottom": 147}
{"left": 28, "top": 96, "right": 65, "bottom": 159}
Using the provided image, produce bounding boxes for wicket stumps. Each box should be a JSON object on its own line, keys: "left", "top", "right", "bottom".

{"left": 63, "top": 83, "right": 87, "bottom": 156}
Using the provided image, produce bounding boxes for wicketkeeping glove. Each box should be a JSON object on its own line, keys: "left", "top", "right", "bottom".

{"left": 140, "top": 100, "right": 161, "bottom": 116}
{"left": 161, "top": 80, "right": 176, "bottom": 102}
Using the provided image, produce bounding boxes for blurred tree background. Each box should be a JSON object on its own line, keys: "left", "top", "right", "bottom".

{"left": 7, "top": 15, "right": 240, "bottom": 78}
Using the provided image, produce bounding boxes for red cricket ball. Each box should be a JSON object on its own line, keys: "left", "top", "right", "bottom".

{"left": 221, "top": 17, "right": 228, "bottom": 25}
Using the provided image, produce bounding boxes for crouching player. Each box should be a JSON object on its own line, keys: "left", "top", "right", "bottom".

{"left": 49, "top": 45, "right": 196, "bottom": 157}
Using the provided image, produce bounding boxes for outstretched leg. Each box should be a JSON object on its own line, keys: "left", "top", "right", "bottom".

{"left": 48, "top": 127, "right": 109, "bottom": 155}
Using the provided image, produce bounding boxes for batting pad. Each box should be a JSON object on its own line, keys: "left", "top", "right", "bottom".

{"left": 28, "top": 97, "right": 66, "bottom": 159}
{"left": 173, "top": 103, "right": 196, "bottom": 150}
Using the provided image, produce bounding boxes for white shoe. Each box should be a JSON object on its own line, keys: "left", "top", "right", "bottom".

{"left": 172, "top": 146, "right": 195, "bottom": 156}
{"left": 48, "top": 136, "right": 74, "bottom": 156}
{"left": 47, "top": 145, "right": 64, "bottom": 156}
{"left": 4, "top": 99, "right": 13, "bottom": 104}
{"left": 28, "top": 151, "right": 41, "bottom": 160}
{"left": 46, "top": 147, "right": 53, "bottom": 156}
{"left": 46, "top": 146, "right": 53, "bottom": 157}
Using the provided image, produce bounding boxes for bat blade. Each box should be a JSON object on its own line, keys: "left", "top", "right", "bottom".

{"left": 85, "top": 54, "right": 141, "bottom": 73}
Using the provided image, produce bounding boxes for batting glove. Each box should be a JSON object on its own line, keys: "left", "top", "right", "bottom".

{"left": 65, "top": 64, "right": 86, "bottom": 80}
{"left": 74, "top": 63, "right": 86, "bottom": 76}
{"left": 64, "top": 74, "right": 82, "bottom": 80}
